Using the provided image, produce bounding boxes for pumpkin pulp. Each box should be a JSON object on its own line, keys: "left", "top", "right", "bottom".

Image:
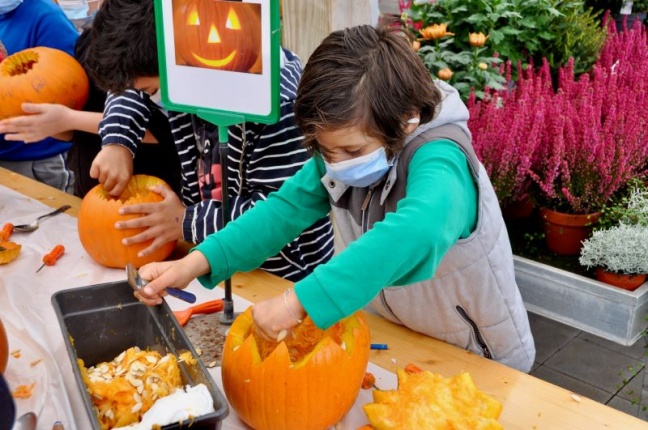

{"left": 1, "top": 50, "right": 38, "bottom": 76}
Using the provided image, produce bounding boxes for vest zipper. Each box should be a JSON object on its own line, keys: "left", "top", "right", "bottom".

{"left": 360, "top": 186, "right": 376, "bottom": 233}
{"left": 456, "top": 306, "right": 492, "bottom": 359}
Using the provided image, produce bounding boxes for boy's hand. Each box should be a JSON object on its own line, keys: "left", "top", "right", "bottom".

{"left": 252, "top": 291, "right": 306, "bottom": 341}
{"left": 137, "top": 252, "right": 210, "bottom": 305}
{"left": 90, "top": 145, "right": 134, "bottom": 196}
{"left": 116, "top": 184, "right": 185, "bottom": 257}
{"left": 0, "top": 103, "right": 72, "bottom": 142}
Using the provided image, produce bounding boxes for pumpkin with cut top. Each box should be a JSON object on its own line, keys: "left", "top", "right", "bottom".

{"left": 0, "top": 46, "right": 89, "bottom": 120}
{"left": 77, "top": 175, "right": 176, "bottom": 268}
{"left": 222, "top": 307, "right": 371, "bottom": 430}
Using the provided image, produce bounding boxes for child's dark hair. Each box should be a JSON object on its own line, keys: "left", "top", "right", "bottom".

{"left": 85, "top": 0, "right": 158, "bottom": 93}
{"left": 295, "top": 18, "right": 441, "bottom": 157}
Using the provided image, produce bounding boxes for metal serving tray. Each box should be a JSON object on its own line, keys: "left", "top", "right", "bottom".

{"left": 51, "top": 280, "right": 228, "bottom": 429}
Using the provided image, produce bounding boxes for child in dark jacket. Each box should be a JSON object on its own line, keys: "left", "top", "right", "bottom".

{"left": 82, "top": 0, "right": 334, "bottom": 282}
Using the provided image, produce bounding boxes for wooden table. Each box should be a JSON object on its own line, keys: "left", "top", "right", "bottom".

{"left": 2, "top": 166, "right": 646, "bottom": 429}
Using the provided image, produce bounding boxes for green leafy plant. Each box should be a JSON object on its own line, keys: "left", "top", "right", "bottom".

{"left": 597, "top": 179, "right": 648, "bottom": 230}
{"left": 417, "top": 35, "right": 506, "bottom": 100}
{"left": 405, "top": 0, "right": 607, "bottom": 96}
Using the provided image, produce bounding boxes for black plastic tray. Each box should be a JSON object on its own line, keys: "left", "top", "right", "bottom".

{"left": 51, "top": 280, "right": 228, "bottom": 429}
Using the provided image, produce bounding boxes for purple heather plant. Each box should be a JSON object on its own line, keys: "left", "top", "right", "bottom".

{"left": 469, "top": 19, "right": 648, "bottom": 214}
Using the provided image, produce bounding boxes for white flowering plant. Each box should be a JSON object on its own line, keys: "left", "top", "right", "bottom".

{"left": 579, "top": 224, "right": 648, "bottom": 274}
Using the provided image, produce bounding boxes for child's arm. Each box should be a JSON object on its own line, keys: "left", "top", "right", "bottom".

{"left": 0, "top": 103, "right": 103, "bottom": 142}
{"left": 94, "top": 90, "right": 153, "bottom": 196}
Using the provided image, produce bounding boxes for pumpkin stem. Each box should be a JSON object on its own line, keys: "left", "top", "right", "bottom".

{"left": 3, "top": 51, "right": 39, "bottom": 76}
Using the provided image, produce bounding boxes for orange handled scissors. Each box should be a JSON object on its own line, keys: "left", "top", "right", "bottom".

{"left": 36, "top": 244, "right": 65, "bottom": 273}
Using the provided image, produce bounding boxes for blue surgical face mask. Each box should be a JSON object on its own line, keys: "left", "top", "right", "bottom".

{"left": 0, "top": 0, "right": 22, "bottom": 14}
{"left": 324, "top": 147, "right": 392, "bottom": 188}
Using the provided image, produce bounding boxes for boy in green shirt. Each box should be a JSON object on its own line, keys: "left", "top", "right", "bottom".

{"left": 137, "top": 18, "right": 535, "bottom": 372}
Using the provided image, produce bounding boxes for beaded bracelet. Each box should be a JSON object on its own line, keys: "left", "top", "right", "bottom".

{"left": 283, "top": 288, "right": 303, "bottom": 324}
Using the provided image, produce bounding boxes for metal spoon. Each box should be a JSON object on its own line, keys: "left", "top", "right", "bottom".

{"left": 13, "top": 412, "right": 37, "bottom": 430}
{"left": 12, "top": 205, "right": 71, "bottom": 233}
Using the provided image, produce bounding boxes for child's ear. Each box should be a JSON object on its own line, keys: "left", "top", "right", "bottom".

{"left": 403, "top": 116, "right": 420, "bottom": 135}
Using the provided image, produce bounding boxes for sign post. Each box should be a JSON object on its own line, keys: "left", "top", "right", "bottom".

{"left": 154, "top": 0, "right": 281, "bottom": 324}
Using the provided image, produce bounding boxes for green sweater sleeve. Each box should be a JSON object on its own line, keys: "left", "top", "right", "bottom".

{"left": 194, "top": 157, "right": 332, "bottom": 287}
{"left": 295, "top": 140, "right": 478, "bottom": 329}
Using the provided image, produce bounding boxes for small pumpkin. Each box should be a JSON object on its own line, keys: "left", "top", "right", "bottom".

{"left": 77, "top": 175, "right": 176, "bottom": 268}
{"left": 173, "top": 0, "right": 262, "bottom": 72}
{"left": 222, "top": 307, "right": 371, "bottom": 430}
{"left": 0, "top": 46, "right": 90, "bottom": 120}
{"left": 0, "top": 241, "right": 21, "bottom": 265}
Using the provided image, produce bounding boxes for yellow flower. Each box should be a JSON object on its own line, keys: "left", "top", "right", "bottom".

{"left": 469, "top": 32, "right": 489, "bottom": 47}
{"left": 419, "top": 24, "right": 455, "bottom": 40}
{"left": 412, "top": 40, "right": 421, "bottom": 52}
{"left": 438, "top": 68, "right": 453, "bottom": 81}
{"left": 478, "top": 62, "right": 488, "bottom": 70}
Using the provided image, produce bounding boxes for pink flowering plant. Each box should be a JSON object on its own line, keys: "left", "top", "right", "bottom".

{"left": 529, "top": 21, "right": 648, "bottom": 214}
{"left": 469, "top": 21, "right": 648, "bottom": 214}
{"left": 468, "top": 61, "right": 552, "bottom": 207}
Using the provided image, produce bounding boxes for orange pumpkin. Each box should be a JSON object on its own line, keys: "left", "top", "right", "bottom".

{"left": 222, "top": 307, "right": 371, "bottom": 430}
{"left": 0, "top": 47, "right": 89, "bottom": 120}
{"left": 77, "top": 175, "right": 176, "bottom": 268}
{"left": 173, "top": 0, "right": 261, "bottom": 72}
{"left": 0, "top": 318, "right": 8, "bottom": 374}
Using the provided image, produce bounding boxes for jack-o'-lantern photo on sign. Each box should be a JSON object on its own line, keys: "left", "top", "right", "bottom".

{"left": 172, "top": 0, "right": 262, "bottom": 74}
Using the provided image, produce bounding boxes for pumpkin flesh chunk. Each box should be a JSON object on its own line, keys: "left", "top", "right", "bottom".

{"left": 363, "top": 368, "right": 503, "bottom": 430}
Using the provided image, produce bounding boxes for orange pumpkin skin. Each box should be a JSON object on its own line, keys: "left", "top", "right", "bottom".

{"left": 0, "top": 318, "right": 8, "bottom": 374}
{"left": 173, "top": 0, "right": 261, "bottom": 72}
{"left": 0, "top": 47, "right": 89, "bottom": 120}
{"left": 222, "top": 307, "right": 371, "bottom": 430}
{"left": 77, "top": 175, "right": 176, "bottom": 268}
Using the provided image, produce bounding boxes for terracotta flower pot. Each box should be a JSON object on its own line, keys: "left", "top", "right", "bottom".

{"left": 0, "top": 319, "right": 8, "bottom": 374}
{"left": 540, "top": 208, "right": 601, "bottom": 255}
{"left": 595, "top": 268, "right": 647, "bottom": 291}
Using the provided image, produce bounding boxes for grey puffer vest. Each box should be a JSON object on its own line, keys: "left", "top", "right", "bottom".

{"left": 323, "top": 122, "right": 535, "bottom": 372}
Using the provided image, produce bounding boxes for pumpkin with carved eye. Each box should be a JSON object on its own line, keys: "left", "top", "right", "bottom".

{"left": 173, "top": 0, "right": 262, "bottom": 73}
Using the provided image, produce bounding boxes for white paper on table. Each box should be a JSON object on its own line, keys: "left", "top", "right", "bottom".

{"left": 1, "top": 185, "right": 400, "bottom": 430}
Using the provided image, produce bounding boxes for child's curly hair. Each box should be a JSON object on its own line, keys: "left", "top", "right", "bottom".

{"left": 85, "top": 0, "right": 159, "bottom": 94}
{"left": 295, "top": 17, "right": 442, "bottom": 159}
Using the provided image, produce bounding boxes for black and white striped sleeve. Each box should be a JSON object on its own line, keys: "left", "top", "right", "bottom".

{"left": 98, "top": 89, "right": 152, "bottom": 156}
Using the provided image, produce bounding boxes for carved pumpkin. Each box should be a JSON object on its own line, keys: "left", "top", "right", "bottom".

{"left": 0, "top": 241, "right": 21, "bottom": 265}
{"left": 173, "top": 0, "right": 261, "bottom": 72}
{"left": 0, "top": 318, "right": 8, "bottom": 374}
{"left": 77, "top": 175, "right": 176, "bottom": 269}
{"left": 0, "top": 47, "right": 89, "bottom": 120}
{"left": 222, "top": 307, "right": 371, "bottom": 430}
